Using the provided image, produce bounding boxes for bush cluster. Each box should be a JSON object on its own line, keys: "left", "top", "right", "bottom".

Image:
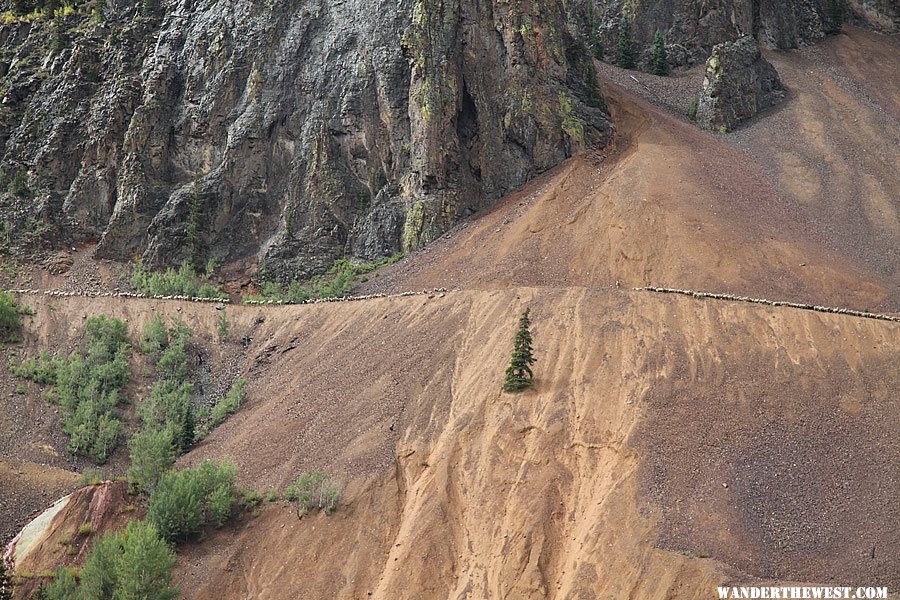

{"left": 284, "top": 471, "right": 340, "bottom": 516}
{"left": 0, "top": 290, "right": 31, "bottom": 342}
{"left": 3, "top": 0, "right": 85, "bottom": 24}
{"left": 216, "top": 309, "right": 229, "bottom": 341}
{"left": 12, "top": 315, "right": 131, "bottom": 462}
{"left": 42, "top": 520, "right": 178, "bottom": 600}
{"left": 126, "top": 426, "right": 176, "bottom": 494}
{"left": 147, "top": 459, "right": 239, "bottom": 543}
{"left": 128, "top": 316, "right": 195, "bottom": 492}
{"left": 138, "top": 313, "right": 169, "bottom": 359}
{"left": 245, "top": 253, "right": 403, "bottom": 304}
{"left": 56, "top": 316, "right": 130, "bottom": 461}
{"left": 131, "top": 262, "right": 227, "bottom": 299}
{"left": 9, "top": 350, "right": 57, "bottom": 383}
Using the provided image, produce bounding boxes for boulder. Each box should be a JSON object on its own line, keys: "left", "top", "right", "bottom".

{"left": 695, "top": 36, "right": 785, "bottom": 132}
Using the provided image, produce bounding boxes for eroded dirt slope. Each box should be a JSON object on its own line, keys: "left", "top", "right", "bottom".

{"left": 363, "top": 28, "right": 899, "bottom": 312}
{"left": 78, "top": 290, "right": 892, "bottom": 599}
{"left": 735, "top": 28, "right": 900, "bottom": 284}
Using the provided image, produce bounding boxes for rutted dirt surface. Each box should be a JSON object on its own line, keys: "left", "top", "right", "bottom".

{"left": 633, "top": 298, "right": 900, "bottom": 585}
{"left": 6, "top": 291, "right": 898, "bottom": 598}
{"left": 167, "top": 289, "right": 897, "bottom": 598}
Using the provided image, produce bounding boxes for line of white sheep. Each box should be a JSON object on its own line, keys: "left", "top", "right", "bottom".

{"left": 634, "top": 286, "right": 900, "bottom": 323}
{"left": 4, "top": 288, "right": 455, "bottom": 306}
{"left": 6, "top": 286, "right": 897, "bottom": 323}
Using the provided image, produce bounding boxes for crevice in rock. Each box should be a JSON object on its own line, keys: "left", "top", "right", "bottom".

{"left": 456, "top": 82, "right": 481, "bottom": 182}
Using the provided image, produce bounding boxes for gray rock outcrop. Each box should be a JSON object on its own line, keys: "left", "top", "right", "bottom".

{"left": 0, "top": 0, "right": 611, "bottom": 282}
{"left": 695, "top": 36, "right": 786, "bottom": 132}
{"left": 585, "top": 0, "right": 897, "bottom": 71}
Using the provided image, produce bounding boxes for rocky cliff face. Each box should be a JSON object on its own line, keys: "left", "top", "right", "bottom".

{"left": 0, "top": 0, "right": 896, "bottom": 281}
{"left": 590, "top": 0, "right": 898, "bottom": 70}
{"left": 695, "top": 36, "right": 785, "bottom": 132}
{"left": 0, "top": 0, "right": 610, "bottom": 281}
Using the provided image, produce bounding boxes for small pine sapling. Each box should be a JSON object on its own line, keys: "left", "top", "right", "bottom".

{"left": 503, "top": 309, "right": 536, "bottom": 392}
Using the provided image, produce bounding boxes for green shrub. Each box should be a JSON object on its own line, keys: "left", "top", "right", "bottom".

{"left": 197, "top": 283, "right": 224, "bottom": 299}
{"left": 78, "top": 524, "right": 119, "bottom": 598}
{"left": 79, "top": 522, "right": 93, "bottom": 535}
{"left": 140, "top": 313, "right": 169, "bottom": 359}
{"left": 147, "top": 459, "right": 238, "bottom": 543}
{"left": 209, "top": 378, "right": 247, "bottom": 428}
{"left": 113, "top": 521, "right": 178, "bottom": 599}
{"left": 241, "top": 489, "right": 263, "bottom": 508}
{"left": 688, "top": 96, "right": 699, "bottom": 121}
{"left": 127, "top": 426, "right": 176, "bottom": 493}
{"left": 79, "top": 468, "right": 105, "bottom": 487}
{"left": 64, "top": 395, "right": 124, "bottom": 461}
{"left": 0, "top": 290, "right": 24, "bottom": 342}
{"left": 138, "top": 380, "right": 193, "bottom": 451}
{"left": 503, "top": 309, "right": 536, "bottom": 392}
{"left": 243, "top": 280, "right": 310, "bottom": 304}
{"left": 131, "top": 262, "right": 226, "bottom": 299}
{"left": 10, "top": 350, "right": 58, "bottom": 384}
{"left": 77, "top": 520, "right": 178, "bottom": 600}
{"left": 156, "top": 339, "right": 188, "bottom": 381}
{"left": 49, "top": 315, "right": 131, "bottom": 462}
{"left": 617, "top": 16, "right": 635, "bottom": 69}
{"left": 42, "top": 567, "right": 78, "bottom": 600}
{"left": 204, "top": 258, "right": 219, "bottom": 278}
{"left": 135, "top": 316, "right": 196, "bottom": 461}
{"left": 207, "top": 485, "right": 236, "bottom": 527}
{"left": 652, "top": 30, "right": 668, "bottom": 76}
{"left": 245, "top": 253, "right": 404, "bottom": 304}
{"left": 216, "top": 309, "right": 229, "bottom": 341}
{"left": 141, "top": 316, "right": 191, "bottom": 378}
{"left": 284, "top": 471, "right": 341, "bottom": 516}
{"left": 85, "top": 315, "right": 130, "bottom": 358}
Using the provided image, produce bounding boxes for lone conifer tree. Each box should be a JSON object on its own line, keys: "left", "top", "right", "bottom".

{"left": 503, "top": 309, "right": 536, "bottom": 392}
{"left": 652, "top": 30, "right": 668, "bottom": 75}
{"left": 617, "top": 17, "right": 635, "bottom": 69}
